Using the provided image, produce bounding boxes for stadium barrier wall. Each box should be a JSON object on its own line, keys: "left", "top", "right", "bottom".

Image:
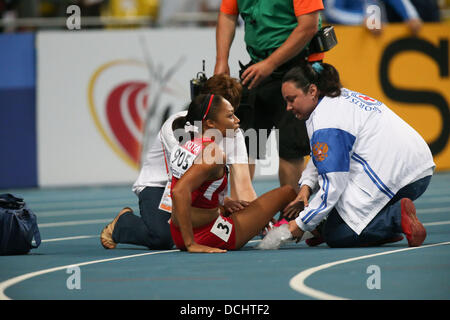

{"left": 36, "top": 28, "right": 248, "bottom": 187}
{"left": 0, "top": 33, "right": 37, "bottom": 189}
{"left": 1, "top": 23, "right": 449, "bottom": 188}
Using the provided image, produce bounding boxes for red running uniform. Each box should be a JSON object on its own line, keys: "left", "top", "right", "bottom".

{"left": 169, "top": 137, "right": 236, "bottom": 250}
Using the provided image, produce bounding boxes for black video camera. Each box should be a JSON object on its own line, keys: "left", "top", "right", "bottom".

{"left": 309, "top": 25, "right": 338, "bottom": 54}
{"left": 190, "top": 60, "right": 208, "bottom": 101}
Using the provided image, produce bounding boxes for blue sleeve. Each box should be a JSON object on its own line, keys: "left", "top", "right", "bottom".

{"left": 323, "top": 0, "right": 365, "bottom": 25}
{"left": 310, "top": 128, "right": 356, "bottom": 174}
{"left": 382, "top": 0, "right": 419, "bottom": 20}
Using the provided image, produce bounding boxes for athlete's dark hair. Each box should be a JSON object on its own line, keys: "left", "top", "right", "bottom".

{"left": 200, "top": 74, "right": 242, "bottom": 110}
{"left": 172, "top": 93, "right": 224, "bottom": 136}
{"left": 282, "top": 62, "right": 342, "bottom": 99}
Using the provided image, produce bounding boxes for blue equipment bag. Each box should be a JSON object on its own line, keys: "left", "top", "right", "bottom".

{"left": 0, "top": 193, "right": 41, "bottom": 255}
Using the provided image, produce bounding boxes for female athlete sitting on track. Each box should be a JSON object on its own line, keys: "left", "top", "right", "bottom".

{"left": 271, "top": 62, "right": 435, "bottom": 248}
{"left": 101, "top": 74, "right": 257, "bottom": 251}
{"left": 169, "top": 93, "right": 297, "bottom": 253}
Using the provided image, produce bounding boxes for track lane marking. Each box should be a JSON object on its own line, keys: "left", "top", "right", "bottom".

{"left": 35, "top": 221, "right": 448, "bottom": 243}
{"left": 38, "top": 219, "right": 111, "bottom": 228}
{"left": 0, "top": 249, "right": 179, "bottom": 300}
{"left": 289, "top": 241, "right": 450, "bottom": 300}
{"left": 41, "top": 235, "right": 98, "bottom": 243}
{"left": 2, "top": 222, "right": 447, "bottom": 299}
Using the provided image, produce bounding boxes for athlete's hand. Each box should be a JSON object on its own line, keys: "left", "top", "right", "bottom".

{"left": 241, "top": 59, "right": 276, "bottom": 89}
{"left": 186, "top": 242, "right": 227, "bottom": 253}
{"left": 223, "top": 198, "right": 249, "bottom": 215}
{"left": 288, "top": 220, "right": 304, "bottom": 243}
{"left": 283, "top": 185, "right": 311, "bottom": 219}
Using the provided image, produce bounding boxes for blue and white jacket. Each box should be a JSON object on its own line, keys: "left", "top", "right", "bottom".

{"left": 295, "top": 88, "right": 435, "bottom": 235}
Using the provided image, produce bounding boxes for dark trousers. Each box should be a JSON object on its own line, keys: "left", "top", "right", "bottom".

{"left": 112, "top": 187, "right": 174, "bottom": 249}
{"left": 322, "top": 175, "right": 432, "bottom": 248}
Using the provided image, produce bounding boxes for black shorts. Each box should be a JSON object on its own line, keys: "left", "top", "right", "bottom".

{"left": 235, "top": 75, "right": 310, "bottom": 160}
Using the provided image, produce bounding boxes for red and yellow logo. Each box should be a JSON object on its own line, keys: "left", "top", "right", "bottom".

{"left": 312, "top": 142, "right": 328, "bottom": 162}
{"left": 88, "top": 59, "right": 182, "bottom": 169}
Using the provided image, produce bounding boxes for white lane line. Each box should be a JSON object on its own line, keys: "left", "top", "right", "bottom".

{"left": 0, "top": 249, "right": 179, "bottom": 300}
{"left": 37, "top": 237, "right": 260, "bottom": 245}
{"left": 289, "top": 241, "right": 450, "bottom": 300}
{"left": 31, "top": 199, "right": 135, "bottom": 211}
{"left": 0, "top": 240, "right": 262, "bottom": 300}
{"left": 0, "top": 237, "right": 263, "bottom": 300}
{"left": 416, "top": 197, "right": 450, "bottom": 204}
{"left": 37, "top": 214, "right": 450, "bottom": 230}
{"left": 1, "top": 228, "right": 448, "bottom": 300}
{"left": 31, "top": 205, "right": 446, "bottom": 219}
{"left": 418, "top": 207, "right": 450, "bottom": 214}
{"left": 423, "top": 220, "right": 450, "bottom": 227}
{"left": 41, "top": 235, "right": 98, "bottom": 243}
{"left": 35, "top": 220, "right": 447, "bottom": 244}
{"left": 38, "top": 219, "right": 111, "bottom": 228}
{"left": 36, "top": 207, "right": 128, "bottom": 218}
{"left": 26, "top": 193, "right": 448, "bottom": 210}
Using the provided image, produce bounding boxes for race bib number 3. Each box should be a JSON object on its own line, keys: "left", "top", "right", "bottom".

{"left": 210, "top": 216, "right": 233, "bottom": 243}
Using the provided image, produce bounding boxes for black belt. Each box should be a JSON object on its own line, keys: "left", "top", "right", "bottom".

{"left": 239, "top": 50, "right": 309, "bottom": 80}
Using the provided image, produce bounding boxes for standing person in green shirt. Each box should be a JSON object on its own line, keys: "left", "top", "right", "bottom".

{"left": 214, "top": 0, "right": 325, "bottom": 222}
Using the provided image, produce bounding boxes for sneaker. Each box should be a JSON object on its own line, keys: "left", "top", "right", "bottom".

{"left": 400, "top": 198, "right": 426, "bottom": 247}
{"left": 100, "top": 207, "right": 133, "bottom": 249}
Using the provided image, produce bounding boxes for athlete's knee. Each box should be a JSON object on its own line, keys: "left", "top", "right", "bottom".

{"left": 323, "top": 230, "right": 358, "bottom": 248}
{"left": 280, "top": 184, "right": 297, "bottom": 199}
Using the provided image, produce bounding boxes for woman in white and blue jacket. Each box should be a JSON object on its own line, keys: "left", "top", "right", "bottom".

{"left": 281, "top": 62, "right": 435, "bottom": 247}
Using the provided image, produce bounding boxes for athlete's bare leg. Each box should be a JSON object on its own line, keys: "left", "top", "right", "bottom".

{"left": 231, "top": 185, "right": 297, "bottom": 249}
{"left": 278, "top": 157, "right": 303, "bottom": 193}
{"left": 248, "top": 160, "right": 256, "bottom": 180}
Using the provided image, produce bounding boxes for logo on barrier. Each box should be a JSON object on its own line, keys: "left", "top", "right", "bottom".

{"left": 88, "top": 55, "right": 184, "bottom": 169}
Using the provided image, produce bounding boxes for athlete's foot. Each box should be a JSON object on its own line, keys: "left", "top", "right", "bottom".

{"left": 400, "top": 198, "right": 426, "bottom": 247}
{"left": 100, "top": 207, "right": 133, "bottom": 249}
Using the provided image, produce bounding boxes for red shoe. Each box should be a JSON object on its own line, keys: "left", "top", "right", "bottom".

{"left": 400, "top": 198, "right": 426, "bottom": 247}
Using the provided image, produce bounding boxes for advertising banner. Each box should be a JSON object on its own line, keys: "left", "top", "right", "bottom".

{"left": 37, "top": 28, "right": 248, "bottom": 186}
{"left": 326, "top": 24, "right": 450, "bottom": 170}
{"left": 36, "top": 23, "right": 450, "bottom": 187}
{"left": 0, "top": 33, "right": 37, "bottom": 189}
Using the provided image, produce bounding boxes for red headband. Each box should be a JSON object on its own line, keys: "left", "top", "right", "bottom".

{"left": 202, "top": 94, "right": 215, "bottom": 120}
